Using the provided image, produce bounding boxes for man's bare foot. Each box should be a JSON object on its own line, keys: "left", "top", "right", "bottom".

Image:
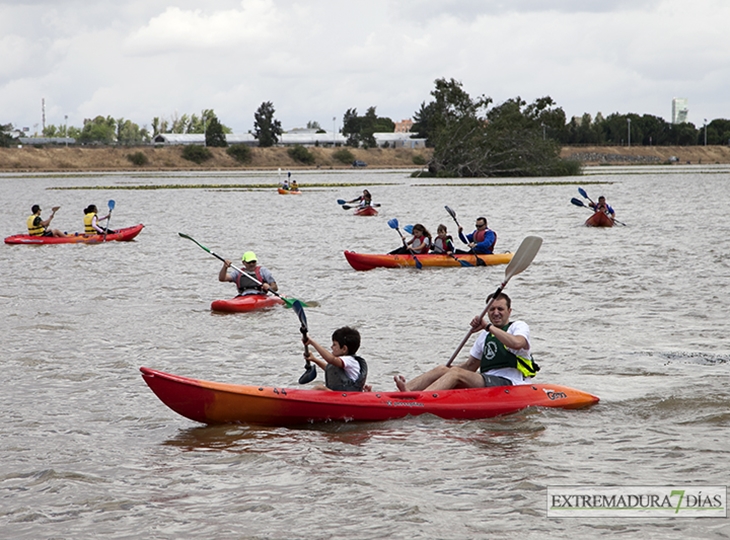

{"left": 394, "top": 374, "right": 407, "bottom": 392}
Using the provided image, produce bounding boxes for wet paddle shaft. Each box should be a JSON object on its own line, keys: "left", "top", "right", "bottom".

{"left": 293, "top": 300, "right": 317, "bottom": 384}
{"left": 102, "top": 199, "right": 115, "bottom": 241}
{"left": 446, "top": 236, "right": 543, "bottom": 366}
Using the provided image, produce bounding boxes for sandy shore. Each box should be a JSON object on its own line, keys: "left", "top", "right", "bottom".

{"left": 1, "top": 144, "right": 729, "bottom": 173}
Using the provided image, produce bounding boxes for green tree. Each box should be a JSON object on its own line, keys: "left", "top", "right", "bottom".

{"left": 254, "top": 101, "right": 282, "bottom": 147}
{"left": 205, "top": 115, "right": 227, "bottom": 147}
{"left": 707, "top": 119, "right": 730, "bottom": 145}
{"left": 342, "top": 108, "right": 361, "bottom": 147}
{"left": 423, "top": 78, "right": 578, "bottom": 177}
{"left": 78, "top": 115, "right": 116, "bottom": 144}
{"left": 341, "top": 106, "right": 394, "bottom": 148}
{"left": 1, "top": 123, "right": 18, "bottom": 147}
{"left": 116, "top": 118, "right": 149, "bottom": 145}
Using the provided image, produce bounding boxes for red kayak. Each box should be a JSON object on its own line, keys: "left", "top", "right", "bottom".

{"left": 140, "top": 367, "right": 599, "bottom": 426}
{"left": 585, "top": 212, "right": 614, "bottom": 227}
{"left": 354, "top": 206, "right": 378, "bottom": 216}
{"left": 211, "top": 294, "right": 285, "bottom": 313}
{"left": 4, "top": 224, "right": 144, "bottom": 245}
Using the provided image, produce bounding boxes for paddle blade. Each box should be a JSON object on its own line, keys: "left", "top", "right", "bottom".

{"left": 108, "top": 199, "right": 116, "bottom": 211}
{"left": 298, "top": 363, "right": 317, "bottom": 384}
{"left": 387, "top": 218, "right": 399, "bottom": 229}
{"left": 504, "top": 236, "right": 542, "bottom": 281}
{"left": 342, "top": 205, "right": 353, "bottom": 210}
{"left": 403, "top": 224, "right": 414, "bottom": 234}
{"left": 445, "top": 205, "right": 457, "bottom": 220}
{"left": 337, "top": 199, "right": 346, "bottom": 205}
{"left": 570, "top": 197, "right": 586, "bottom": 207}
{"left": 292, "top": 300, "right": 308, "bottom": 332}
{"left": 578, "top": 188, "right": 588, "bottom": 199}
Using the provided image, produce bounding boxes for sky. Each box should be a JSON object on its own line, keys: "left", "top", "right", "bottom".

{"left": 1, "top": 0, "right": 728, "bottom": 134}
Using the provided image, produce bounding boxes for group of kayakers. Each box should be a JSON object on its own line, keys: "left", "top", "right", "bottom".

{"left": 389, "top": 216, "right": 497, "bottom": 256}
{"left": 280, "top": 172, "right": 299, "bottom": 192}
{"left": 26, "top": 204, "right": 115, "bottom": 238}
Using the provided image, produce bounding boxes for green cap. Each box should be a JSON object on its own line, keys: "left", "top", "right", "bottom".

{"left": 242, "top": 251, "right": 257, "bottom": 263}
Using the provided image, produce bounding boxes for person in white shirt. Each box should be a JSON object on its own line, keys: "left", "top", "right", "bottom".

{"left": 394, "top": 293, "right": 539, "bottom": 391}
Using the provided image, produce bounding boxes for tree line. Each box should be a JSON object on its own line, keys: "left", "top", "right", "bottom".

{"left": 3, "top": 83, "right": 729, "bottom": 175}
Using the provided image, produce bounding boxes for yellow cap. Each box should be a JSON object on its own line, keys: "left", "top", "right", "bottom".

{"left": 242, "top": 251, "right": 257, "bottom": 262}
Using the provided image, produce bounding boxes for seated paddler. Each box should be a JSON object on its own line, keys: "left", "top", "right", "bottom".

{"left": 219, "top": 251, "right": 278, "bottom": 296}
{"left": 302, "top": 326, "right": 368, "bottom": 392}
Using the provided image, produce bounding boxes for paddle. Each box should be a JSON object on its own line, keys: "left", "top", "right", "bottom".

{"left": 102, "top": 199, "right": 115, "bottom": 241}
{"left": 337, "top": 199, "right": 347, "bottom": 205}
{"left": 404, "top": 225, "right": 472, "bottom": 267}
{"left": 446, "top": 235, "right": 543, "bottom": 366}
{"left": 572, "top": 195, "right": 626, "bottom": 226}
{"left": 178, "top": 233, "right": 305, "bottom": 308}
{"left": 445, "top": 205, "right": 486, "bottom": 267}
{"left": 342, "top": 203, "right": 381, "bottom": 210}
{"left": 578, "top": 187, "right": 594, "bottom": 206}
{"left": 293, "top": 300, "right": 317, "bottom": 384}
{"left": 387, "top": 218, "right": 423, "bottom": 269}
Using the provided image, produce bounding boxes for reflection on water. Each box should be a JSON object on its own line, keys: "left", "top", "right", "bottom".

{"left": 2, "top": 169, "right": 730, "bottom": 539}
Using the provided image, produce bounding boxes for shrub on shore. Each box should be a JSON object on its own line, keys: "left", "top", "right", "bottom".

{"left": 126, "top": 151, "right": 148, "bottom": 166}
{"left": 181, "top": 145, "right": 212, "bottom": 164}
{"left": 287, "top": 144, "right": 315, "bottom": 164}
{"left": 332, "top": 148, "right": 354, "bottom": 164}
{"left": 226, "top": 144, "right": 252, "bottom": 163}
{"left": 412, "top": 154, "right": 427, "bottom": 165}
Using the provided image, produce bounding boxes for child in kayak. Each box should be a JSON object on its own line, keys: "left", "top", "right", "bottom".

{"left": 303, "top": 326, "right": 368, "bottom": 392}
{"left": 389, "top": 223, "right": 431, "bottom": 254}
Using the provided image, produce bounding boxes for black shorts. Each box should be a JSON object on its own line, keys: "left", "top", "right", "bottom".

{"left": 481, "top": 374, "right": 513, "bottom": 387}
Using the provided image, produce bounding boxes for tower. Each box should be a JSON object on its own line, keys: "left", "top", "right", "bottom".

{"left": 672, "top": 98, "right": 688, "bottom": 124}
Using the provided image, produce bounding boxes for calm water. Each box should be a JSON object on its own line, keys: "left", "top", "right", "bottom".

{"left": 1, "top": 167, "right": 729, "bottom": 539}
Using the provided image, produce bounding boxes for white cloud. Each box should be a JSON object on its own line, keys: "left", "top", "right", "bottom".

{"left": 0, "top": 0, "right": 728, "bottom": 133}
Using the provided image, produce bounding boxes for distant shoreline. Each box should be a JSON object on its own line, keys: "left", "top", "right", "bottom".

{"left": 1, "top": 144, "right": 729, "bottom": 173}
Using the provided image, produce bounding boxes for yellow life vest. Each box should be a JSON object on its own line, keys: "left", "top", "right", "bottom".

{"left": 27, "top": 214, "right": 45, "bottom": 236}
{"left": 84, "top": 212, "right": 96, "bottom": 234}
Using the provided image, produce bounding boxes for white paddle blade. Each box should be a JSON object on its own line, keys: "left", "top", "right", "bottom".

{"left": 504, "top": 236, "right": 542, "bottom": 281}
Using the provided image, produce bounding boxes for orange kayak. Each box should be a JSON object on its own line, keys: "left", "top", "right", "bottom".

{"left": 4, "top": 224, "right": 144, "bottom": 245}
{"left": 344, "top": 250, "right": 513, "bottom": 270}
{"left": 585, "top": 212, "right": 614, "bottom": 227}
{"left": 278, "top": 188, "right": 302, "bottom": 195}
{"left": 140, "top": 367, "right": 600, "bottom": 426}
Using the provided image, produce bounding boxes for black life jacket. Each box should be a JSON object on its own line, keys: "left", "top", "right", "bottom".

{"left": 325, "top": 355, "right": 368, "bottom": 392}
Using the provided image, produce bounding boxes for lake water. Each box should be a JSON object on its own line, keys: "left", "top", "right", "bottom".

{"left": 1, "top": 166, "right": 729, "bottom": 539}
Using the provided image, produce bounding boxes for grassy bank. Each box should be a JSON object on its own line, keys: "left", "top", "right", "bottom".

{"left": 0, "top": 146, "right": 432, "bottom": 173}
{"left": 1, "top": 144, "right": 729, "bottom": 173}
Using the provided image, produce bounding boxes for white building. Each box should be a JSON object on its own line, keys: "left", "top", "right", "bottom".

{"left": 152, "top": 131, "right": 425, "bottom": 148}
{"left": 672, "top": 98, "right": 689, "bottom": 124}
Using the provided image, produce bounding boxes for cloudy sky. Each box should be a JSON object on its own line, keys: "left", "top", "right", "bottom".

{"left": 1, "top": 0, "right": 727, "bottom": 134}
